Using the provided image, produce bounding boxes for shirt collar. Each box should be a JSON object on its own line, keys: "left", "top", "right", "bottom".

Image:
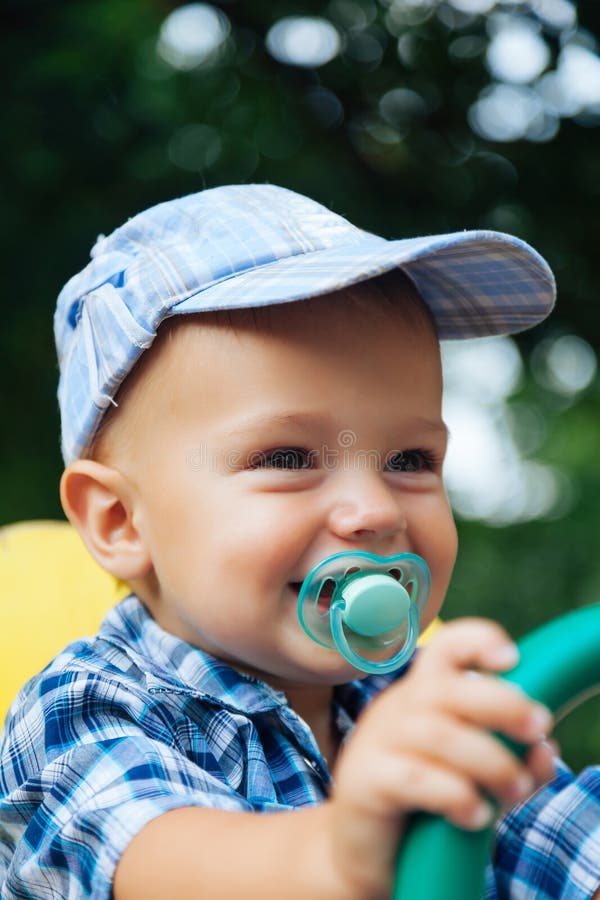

{"left": 98, "top": 594, "right": 407, "bottom": 718}
{"left": 98, "top": 595, "right": 289, "bottom": 715}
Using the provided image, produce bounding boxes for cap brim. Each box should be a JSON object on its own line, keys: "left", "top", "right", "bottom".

{"left": 171, "top": 229, "right": 555, "bottom": 339}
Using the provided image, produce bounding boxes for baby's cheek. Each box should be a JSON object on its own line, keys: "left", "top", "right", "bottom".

{"left": 427, "top": 509, "right": 458, "bottom": 568}
{"left": 419, "top": 531, "right": 457, "bottom": 625}
{"left": 222, "top": 504, "right": 306, "bottom": 571}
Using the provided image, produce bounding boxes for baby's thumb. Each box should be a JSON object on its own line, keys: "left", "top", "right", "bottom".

{"left": 416, "top": 618, "right": 519, "bottom": 675}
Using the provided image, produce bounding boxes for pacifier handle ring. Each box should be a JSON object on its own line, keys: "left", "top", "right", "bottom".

{"left": 392, "top": 602, "right": 600, "bottom": 900}
{"left": 330, "top": 599, "right": 420, "bottom": 675}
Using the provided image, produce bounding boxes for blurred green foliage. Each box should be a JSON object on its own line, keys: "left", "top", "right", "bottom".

{"left": 2, "top": 0, "right": 599, "bottom": 767}
{"left": 445, "top": 372, "right": 600, "bottom": 768}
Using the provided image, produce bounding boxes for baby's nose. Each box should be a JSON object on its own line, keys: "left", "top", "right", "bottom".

{"left": 327, "top": 472, "right": 407, "bottom": 542}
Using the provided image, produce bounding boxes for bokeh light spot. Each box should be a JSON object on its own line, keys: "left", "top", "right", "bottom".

{"left": 442, "top": 336, "right": 522, "bottom": 404}
{"left": 305, "top": 87, "right": 344, "bottom": 128}
{"left": 168, "top": 123, "right": 222, "bottom": 171}
{"left": 441, "top": 338, "right": 571, "bottom": 524}
{"left": 379, "top": 87, "right": 429, "bottom": 125}
{"left": 533, "top": 0, "right": 577, "bottom": 32}
{"left": 556, "top": 43, "right": 600, "bottom": 110}
{"left": 386, "top": 0, "right": 435, "bottom": 29}
{"left": 344, "top": 31, "right": 384, "bottom": 67}
{"left": 157, "top": 4, "right": 230, "bottom": 71}
{"left": 449, "top": 35, "right": 487, "bottom": 59}
{"left": 266, "top": 17, "right": 341, "bottom": 68}
{"left": 469, "top": 83, "right": 549, "bottom": 141}
{"left": 532, "top": 335, "right": 597, "bottom": 396}
{"left": 486, "top": 19, "right": 550, "bottom": 84}
{"left": 328, "top": 0, "right": 377, "bottom": 29}
{"left": 448, "top": 0, "right": 497, "bottom": 13}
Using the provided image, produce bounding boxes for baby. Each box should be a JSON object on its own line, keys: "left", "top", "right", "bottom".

{"left": 1, "top": 185, "right": 598, "bottom": 899}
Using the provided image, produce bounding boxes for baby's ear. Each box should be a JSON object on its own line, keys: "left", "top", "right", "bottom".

{"left": 60, "top": 461, "right": 152, "bottom": 581}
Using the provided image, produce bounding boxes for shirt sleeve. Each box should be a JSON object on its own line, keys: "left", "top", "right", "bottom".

{"left": 0, "top": 668, "right": 253, "bottom": 900}
{"left": 486, "top": 760, "right": 600, "bottom": 899}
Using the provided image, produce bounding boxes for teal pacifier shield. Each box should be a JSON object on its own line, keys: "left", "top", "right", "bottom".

{"left": 297, "top": 551, "right": 430, "bottom": 674}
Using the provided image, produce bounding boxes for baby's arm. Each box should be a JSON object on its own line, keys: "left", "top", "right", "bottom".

{"left": 114, "top": 620, "right": 554, "bottom": 900}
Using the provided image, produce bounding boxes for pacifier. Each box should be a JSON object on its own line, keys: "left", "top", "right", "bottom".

{"left": 297, "top": 551, "right": 431, "bottom": 674}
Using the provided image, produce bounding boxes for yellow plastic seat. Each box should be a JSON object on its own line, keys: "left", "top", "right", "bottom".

{"left": 0, "top": 520, "right": 128, "bottom": 723}
{"left": 0, "top": 520, "right": 441, "bottom": 725}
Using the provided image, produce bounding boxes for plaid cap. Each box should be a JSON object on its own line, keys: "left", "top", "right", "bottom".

{"left": 55, "top": 183, "right": 556, "bottom": 464}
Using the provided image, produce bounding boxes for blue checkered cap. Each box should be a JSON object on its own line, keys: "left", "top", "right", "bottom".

{"left": 55, "top": 183, "right": 556, "bottom": 463}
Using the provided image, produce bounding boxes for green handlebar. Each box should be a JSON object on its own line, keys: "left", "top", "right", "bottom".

{"left": 392, "top": 603, "right": 600, "bottom": 900}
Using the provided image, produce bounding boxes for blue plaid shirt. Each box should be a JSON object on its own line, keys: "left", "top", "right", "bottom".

{"left": 0, "top": 595, "right": 598, "bottom": 899}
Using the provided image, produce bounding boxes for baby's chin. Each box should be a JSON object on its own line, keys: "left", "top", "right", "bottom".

{"left": 250, "top": 654, "right": 367, "bottom": 689}
{"left": 221, "top": 641, "right": 367, "bottom": 690}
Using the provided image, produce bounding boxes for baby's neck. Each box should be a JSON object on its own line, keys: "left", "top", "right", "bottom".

{"left": 284, "top": 684, "right": 341, "bottom": 769}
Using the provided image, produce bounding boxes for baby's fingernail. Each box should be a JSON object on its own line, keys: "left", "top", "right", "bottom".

{"left": 507, "top": 773, "right": 535, "bottom": 803}
{"left": 464, "top": 801, "right": 494, "bottom": 831}
{"left": 542, "top": 738, "right": 560, "bottom": 758}
{"left": 525, "top": 705, "right": 553, "bottom": 738}
{"left": 487, "top": 643, "right": 520, "bottom": 669}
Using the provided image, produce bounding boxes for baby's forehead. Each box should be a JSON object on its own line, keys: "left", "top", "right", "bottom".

{"left": 94, "top": 285, "right": 442, "bottom": 465}
{"left": 153, "top": 287, "right": 441, "bottom": 407}
{"left": 160, "top": 273, "right": 435, "bottom": 345}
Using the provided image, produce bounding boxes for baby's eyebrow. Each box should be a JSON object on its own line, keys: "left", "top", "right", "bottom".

{"left": 414, "top": 418, "right": 450, "bottom": 439}
{"left": 222, "top": 412, "right": 449, "bottom": 442}
{"left": 222, "top": 411, "right": 334, "bottom": 439}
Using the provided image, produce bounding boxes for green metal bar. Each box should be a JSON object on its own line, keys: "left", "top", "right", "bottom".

{"left": 392, "top": 603, "right": 600, "bottom": 900}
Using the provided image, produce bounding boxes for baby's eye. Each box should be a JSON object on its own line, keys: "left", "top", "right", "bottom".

{"left": 385, "top": 450, "right": 435, "bottom": 473}
{"left": 252, "top": 447, "right": 316, "bottom": 470}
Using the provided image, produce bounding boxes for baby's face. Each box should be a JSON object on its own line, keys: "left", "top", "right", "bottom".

{"left": 117, "top": 289, "right": 458, "bottom": 687}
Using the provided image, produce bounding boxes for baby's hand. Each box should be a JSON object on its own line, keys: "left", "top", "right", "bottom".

{"left": 329, "top": 619, "right": 555, "bottom": 899}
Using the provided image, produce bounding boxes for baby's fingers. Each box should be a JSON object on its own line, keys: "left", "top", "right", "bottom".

{"left": 374, "top": 754, "right": 494, "bottom": 831}
{"left": 396, "top": 714, "right": 541, "bottom": 809}
{"left": 435, "top": 673, "right": 553, "bottom": 746}
{"left": 416, "top": 618, "right": 521, "bottom": 675}
{"left": 524, "top": 739, "right": 557, "bottom": 791}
